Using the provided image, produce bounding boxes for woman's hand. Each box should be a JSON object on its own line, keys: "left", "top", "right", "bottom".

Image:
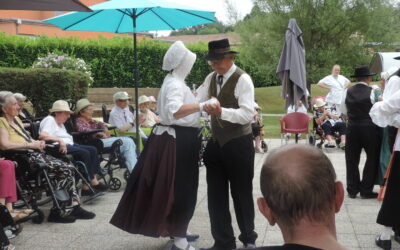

{"left": 58, "top": 140, "right": 67, "bottom": 154}
{"left": 28, "top": 140, "right": 45, "bottom": 151}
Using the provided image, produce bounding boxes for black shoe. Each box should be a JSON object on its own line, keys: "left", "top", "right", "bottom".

{"left": 375, "top": 236, "right": 391, "bottom": 250}
{"left": 348, "top": 193, "right": 357, "bottom": 199}
{"left": 170, "top": 234, "right": 200, "bottom": 242}
{"left": 394, "top": 234, "right": 400, "bottom": 244}
{"left": 81, "top": 188, "right": 97, "bottom": 197}
{"left": 200, "top": 247, "right": 231, "bottom": 250}
{"left": 48, "top": 209, "right": 76, "bottom": 223}
{"left": 360, "top": 192, "right": 378, "bottom": 199}
{"left": 93, "top": 182, "right": 108, "bottom": 192}
{"left": 70, "top": 205, "right": 95, "bottom": 220}
{"left": 186, "top": 233, "right": 200, "bottom": 242}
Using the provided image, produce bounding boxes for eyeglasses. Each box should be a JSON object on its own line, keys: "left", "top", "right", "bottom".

{"left": 117, "top": 99, "right": 128, "bottom": 102}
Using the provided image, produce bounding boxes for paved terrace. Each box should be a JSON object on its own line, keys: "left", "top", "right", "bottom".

{"left": 11, "top": 139, "right": 396, "bottom": 250}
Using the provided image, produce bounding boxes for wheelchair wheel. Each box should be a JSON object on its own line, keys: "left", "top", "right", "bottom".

{"left": 32, "top": 209, "right": 45, "bottom": 224}
{"left": 109, "top": 178, "right": 122, "bottom": 191}
{"left": 123, "top": 169, "right": 130, "bottom": 181}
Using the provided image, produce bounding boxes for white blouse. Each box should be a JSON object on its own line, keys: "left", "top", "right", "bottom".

{"left": 383, "top": 75, "right": 400, "bottom": 100}
{"left": 39, "top": 115, "right": 74, "bottom": 145}
{"left": 154, "top": 74, "right": 200, "bottom": 138}
{"left": 370, "top": 90, "right": 400, "bottom": 151}
{"left": 319, "top": 74, "right": 350, "bottom": 105}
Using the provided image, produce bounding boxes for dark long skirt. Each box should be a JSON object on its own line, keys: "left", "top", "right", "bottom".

{"left": 377, "top": 151, "right": 400, "bottom": 227}
{"left": 110, "top": 126, "right": 201, "bottom": 237}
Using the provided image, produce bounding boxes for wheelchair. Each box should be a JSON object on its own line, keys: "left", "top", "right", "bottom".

{"left": 64, "top": 100, "right": 130, "bottom": 191}
{"left": 0, "top": 148, "right": 92, "bottom": 224}
{"left": 308, "top": 109, "right": 343, "bottom": 149}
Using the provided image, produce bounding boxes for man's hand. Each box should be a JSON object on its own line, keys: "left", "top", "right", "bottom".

{"left": 204, "top": 102, "right": 222, "bottom": 116}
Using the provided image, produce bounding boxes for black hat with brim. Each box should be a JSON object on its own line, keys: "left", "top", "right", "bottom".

{"left": 203, "top": 38, "right": 238, "bottom": 60}
{"left": 351, "top": 66, "right": 376, "bottom": 78}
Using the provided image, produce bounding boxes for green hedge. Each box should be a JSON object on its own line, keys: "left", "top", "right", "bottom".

{"left": 0, "top": 33, "right": 269, "bottom": 88}
{"left": 0, "top": 67, "right": 89, "bottom": 116}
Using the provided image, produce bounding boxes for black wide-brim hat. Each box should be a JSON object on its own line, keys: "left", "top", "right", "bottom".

{"left": 351, "top": 66, "right": 376, "bottom": 78}
{"left": 203, "top": 38, "right": 238, "bottom": 60}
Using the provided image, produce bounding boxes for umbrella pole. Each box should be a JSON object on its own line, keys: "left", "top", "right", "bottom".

{"left": 132, "top": 18, "right": 140, "bottom": 155}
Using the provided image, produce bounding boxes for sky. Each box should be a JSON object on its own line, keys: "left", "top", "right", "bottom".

{"left": 154, "top": 0, "right": 254, "bottom": 37}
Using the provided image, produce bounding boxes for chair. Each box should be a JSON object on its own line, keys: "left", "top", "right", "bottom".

{"left": 280, "top": 112, "right": 310, "bottom": 144}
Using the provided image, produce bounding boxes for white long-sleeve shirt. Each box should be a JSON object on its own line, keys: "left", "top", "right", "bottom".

{"left": 196, "top": 64, "right": 255, "bottom": 125}
{"left": 370, "top": 89, "right": 400, "bottom": 151}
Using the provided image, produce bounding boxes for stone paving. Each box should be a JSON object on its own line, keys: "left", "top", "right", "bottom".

{"left": 10, "top": 139, "right": 398, "bottom": 250}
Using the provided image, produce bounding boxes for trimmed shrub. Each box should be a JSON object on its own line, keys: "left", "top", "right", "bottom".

{"left": 0, "top": 33, "right": 269, "bottom": 88}
{"left": 0, "top": 67, "right": 89, "bottom": 116}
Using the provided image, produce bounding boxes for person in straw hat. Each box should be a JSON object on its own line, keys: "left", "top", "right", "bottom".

{"left": 39, "top": 100, "right": 108, "bottom": 196}
{"left": 74, "top": 98, "right": 137, "bottom": 173}
{"left": 111, "top": 41, "right": 218, "bottom": 250}
{"left": 313, "top": 98, "right": 346, "bottom": 149}
{"left": 138, "top": 95, "right": 160, "bottom": 128}
{"left": 148, "top": 95, "right": 158, "bottom": 114}
{"left": 196, "top": 38, "right": 257, "bottom": 249}
{"left": 340, "top": 66, "right": 381, "bottom": 199}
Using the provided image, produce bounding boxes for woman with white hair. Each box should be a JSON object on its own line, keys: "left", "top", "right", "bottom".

{"left": 111, "top": 41, "right": 215, "bottom": 250}
{"left": 13, "top": 93, "right": 34, "bottom": 122}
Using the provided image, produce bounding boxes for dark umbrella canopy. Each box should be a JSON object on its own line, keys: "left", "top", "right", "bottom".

{"left": 276, "top": 18, "right": 308, "bottom": 110}
{"left": 0, "top": 0, "right": 91, "bottom": 11}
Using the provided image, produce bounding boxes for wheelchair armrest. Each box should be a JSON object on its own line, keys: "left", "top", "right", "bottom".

{"left": 71, "top": 129, "right": 104, "bottom": 137}
{"left": 1, "top": 149, "right": 34, "bottom": 154}
{"left": 107, "top": 126, "right": 117, "bottom": 130}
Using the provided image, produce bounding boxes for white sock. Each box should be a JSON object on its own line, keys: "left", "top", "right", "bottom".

{"left": 174, "top": 237, "right": 188, "bottom": 249}
{"left": 380, "top": 226, "right": 392, "bottom": 240}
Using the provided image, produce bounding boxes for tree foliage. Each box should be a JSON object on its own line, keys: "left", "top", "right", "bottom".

{"left": 170, "top": 21, "right": 234, "bottom": 36}
{"left": 236, "top": 0, "right": 400, "bottom": 86}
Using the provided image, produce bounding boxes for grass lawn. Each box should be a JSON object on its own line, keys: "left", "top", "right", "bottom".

{"left": 257, "top": 84, "right": 328, "bottom": 138}
{"left": 254, "top": 84, "right": 329, "bottom": 114}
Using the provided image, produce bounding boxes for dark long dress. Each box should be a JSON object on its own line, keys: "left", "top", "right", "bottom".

{"left": 110, "top": 125, "right": 201, "bottom": 237}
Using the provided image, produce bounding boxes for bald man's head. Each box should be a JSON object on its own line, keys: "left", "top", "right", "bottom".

{"left": 260, "top": 144, "right": 337, "bottom": 227}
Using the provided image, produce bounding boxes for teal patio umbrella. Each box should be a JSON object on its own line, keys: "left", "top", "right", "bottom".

{"left": 44, "top": 0, "right": 216, "bottom": 146}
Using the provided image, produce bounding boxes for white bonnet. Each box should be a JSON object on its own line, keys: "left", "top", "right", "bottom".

{"left": 162, "top": 41, "right": 194, "bottom": 71}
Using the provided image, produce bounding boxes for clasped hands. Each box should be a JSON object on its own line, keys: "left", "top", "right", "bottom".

{"left": 201, "top": 97, "right": 222, "bottom": 116}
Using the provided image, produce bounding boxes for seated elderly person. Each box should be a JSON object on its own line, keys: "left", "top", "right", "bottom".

{"left": 13, "top": 93, "right": 34, "bottom": 122}
{"left": 39, "top": 100, "right": 108, "bottom": 196}
{"left": 0, "top": 91, "right": 94, "bottom": 223}
{"left": 138, "top": 95, "right": 160, "bottom": 128}
{"left": 148, "top": 95, "right": 158, "bottom": 114}
{"left": 0, "top": 159, "right": 33, "bottom": 221}
{"left": 314, "top": 98, "right": 346, "bottom": 149}
{"left": 74, "top": 99, "right": 137, "bottom": 173}
{"left": 109, "top": 91, "right": 148, "bottom": 143}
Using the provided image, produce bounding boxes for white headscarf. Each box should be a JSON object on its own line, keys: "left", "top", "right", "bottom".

{"left": 162, "top": 41, "right": 196, "bottom": 82}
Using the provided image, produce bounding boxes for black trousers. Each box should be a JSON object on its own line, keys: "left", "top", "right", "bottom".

{"left": 377, "top": 152, "right": 400, "bottom": 228}
{"left": 66, "top": 144, "right": 100, "bottom": 180}
{"left": 345, "top": 124, "right": 381, "bottom": 195}
{"left": 204, "top": 134, "right": 257, "bottom": 249}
